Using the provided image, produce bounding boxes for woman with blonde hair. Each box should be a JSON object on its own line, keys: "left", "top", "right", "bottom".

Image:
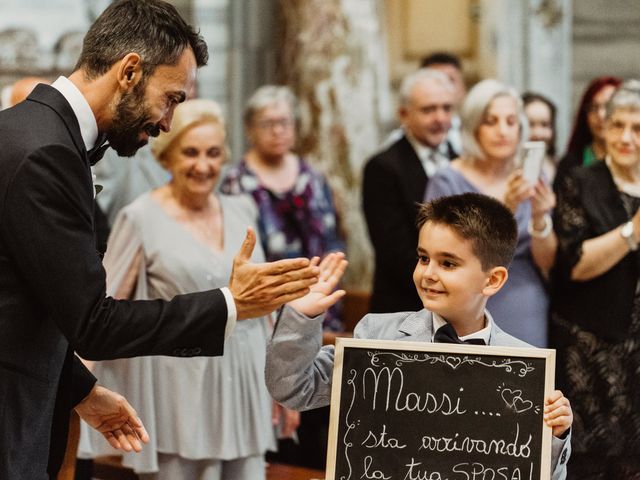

{"left": 81, "top": 99, "right": 278, "bottom": 479}
{"left": 425, "top": 79, "right": 556, "bottom": 347}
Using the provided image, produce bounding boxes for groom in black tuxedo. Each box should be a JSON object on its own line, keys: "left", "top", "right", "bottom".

{"left": 0, "top": 1, "right": 319, "bottom": 478}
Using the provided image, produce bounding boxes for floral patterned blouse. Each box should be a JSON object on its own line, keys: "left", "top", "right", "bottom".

{"left": 220, "top": 157, "right": 345, "bottom": 331}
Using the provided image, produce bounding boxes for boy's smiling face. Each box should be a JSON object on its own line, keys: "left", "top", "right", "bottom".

{"left": 413, "top": 221, "right": 505, "bottom": 331}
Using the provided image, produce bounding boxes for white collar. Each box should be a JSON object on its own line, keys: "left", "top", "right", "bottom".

{"left": 51, "top": 76, "right": 99, "bottom": 151}
{"left": 405, "top": 131, "right": 450, "bottom": 163}
{"left": 431, "top": 310, "right": 493, "bottom": 344}
{"left": 606, "top": 155, "right": 640, "bottom": 198}
{"left": 405, "top": 132, "right": 440, "bottom": 161}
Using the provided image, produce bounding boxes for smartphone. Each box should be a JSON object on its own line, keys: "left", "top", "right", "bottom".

{"left": 520, "top": 141, "right": 546, "bottom": 185}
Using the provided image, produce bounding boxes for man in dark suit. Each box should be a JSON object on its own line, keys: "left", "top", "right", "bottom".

{"left": 363, "top": 69, "right": 456, "bottom": 313}
{"left": 0, "top": 2, "right": 319, "bottom": 478}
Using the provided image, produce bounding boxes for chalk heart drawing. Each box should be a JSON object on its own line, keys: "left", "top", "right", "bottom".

{"left": 500, "top": 388, "right": 521, "bottom": 407}
{"left": 446, "top": 356, "right": 462, "bottom": 369}
{"left": 513, "top": 397, "right": 534, "bottom": 413}
{"left": 501, "top": 388, "right": 534, "bottom": 413}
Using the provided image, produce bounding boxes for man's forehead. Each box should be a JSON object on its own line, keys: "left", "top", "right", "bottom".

{"left": 410, "top": 80, "right": 454, "bottom": 102}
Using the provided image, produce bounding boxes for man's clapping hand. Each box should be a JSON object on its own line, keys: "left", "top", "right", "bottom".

{"left": 229, "top": 227, "right": 321, "bottom": 320}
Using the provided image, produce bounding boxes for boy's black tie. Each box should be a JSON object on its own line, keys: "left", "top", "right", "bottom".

{"left": 434, "top": 323, "right": 486, "bottom": 345}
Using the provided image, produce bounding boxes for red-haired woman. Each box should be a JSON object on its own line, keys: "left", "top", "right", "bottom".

{"left": 554, "top": 76, "right": 622, "bottom": 190}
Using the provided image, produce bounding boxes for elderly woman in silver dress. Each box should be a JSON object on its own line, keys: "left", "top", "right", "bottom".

{"left": 81, "top": 99, "right": 280, "bottom": 480}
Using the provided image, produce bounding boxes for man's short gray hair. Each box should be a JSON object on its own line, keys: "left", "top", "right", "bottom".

{"left": 460, "top": 79, "right": 526, "bottom": 161}
{"left": 398, "top": 68, "right": 455, "bottom": 107}
{"left": 243, "top": 85, "right": 299, "bottom": 126}
{"left": 606, "top": 79, "right": 640, "bottom": 120}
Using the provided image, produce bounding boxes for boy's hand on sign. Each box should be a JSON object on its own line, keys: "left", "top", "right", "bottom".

{"left": 544, "top": 389, "right": 573, "bottom": 438}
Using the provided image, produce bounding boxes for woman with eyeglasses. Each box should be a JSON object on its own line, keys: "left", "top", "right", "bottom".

{"left": 554, "top": 76, "right": 622, "bottom": 191}
{"left": 220, "top": 85, "right": 344, "bottom": 332}
{"left": 219, "top": 85, "right": 344, "bottom": 469}
{"left": 551, "top": 80, "right": 640, "bottom": 478}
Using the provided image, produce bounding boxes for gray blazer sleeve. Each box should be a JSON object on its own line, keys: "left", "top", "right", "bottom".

{"left": 550, "top": 431, "right": 571, "bottom": 480}
{"left": 265, "top": 305, "right": 336, "bottom": 410}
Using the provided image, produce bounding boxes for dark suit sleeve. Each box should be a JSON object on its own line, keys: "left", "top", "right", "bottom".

{"left": 3, "top": 144, "right": 227, "bottom": 360}
{"left": 71, "top": 355, "right": 97, "bottom": 406}
{"left": 362, "top": 158, "right": 419, "bottom": 282}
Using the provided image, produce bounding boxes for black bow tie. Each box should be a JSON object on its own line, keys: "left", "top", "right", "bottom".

{"left": 87, "top": 135, "right": 110, "bottom": 166}
{"left": 434, "top": 323, "right": 486, "bottom": 345}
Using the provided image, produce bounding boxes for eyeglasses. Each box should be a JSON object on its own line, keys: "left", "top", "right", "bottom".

{"left": 254, "top": 118, "right": 294, "bottom": 130}
{"left": 607, "top": 120, "right": 640, "bottom": 138}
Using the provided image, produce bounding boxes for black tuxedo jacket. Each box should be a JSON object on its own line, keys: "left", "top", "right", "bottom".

{"left": 0, "top": 85, "right": 228, "bottom": 478}
{"left": 362, "top": 135, "right": 453, "bottom": 313}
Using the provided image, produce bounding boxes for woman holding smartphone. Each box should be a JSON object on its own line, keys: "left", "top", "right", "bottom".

{"left": 425, "top": 79, "right": 556, "bottom": 347}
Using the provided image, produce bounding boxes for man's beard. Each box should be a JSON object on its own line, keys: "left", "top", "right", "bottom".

{"left": 107, "top": 83, "right": 161, "bottom": 157}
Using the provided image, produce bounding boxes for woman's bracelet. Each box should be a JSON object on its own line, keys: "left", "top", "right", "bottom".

{"left": 528, "top": 213, "right": 553, "bottom": 239}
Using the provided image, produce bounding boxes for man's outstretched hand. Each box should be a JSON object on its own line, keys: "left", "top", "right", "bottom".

{"left": 229, "top": 227, "right": 320, "bottom": 320}
{"left": 75, "top": 385, "right": 149, "bottom": 452}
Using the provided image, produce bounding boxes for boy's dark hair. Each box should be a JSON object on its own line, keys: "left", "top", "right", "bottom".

{"left": 420, "top": 52, "right": 462, "bottom": 70}
{"left": 75, "top": 0, "right": 208, "bottom": 80}
{"left": 417, "top": 193, "right": 517, "bottom": 270}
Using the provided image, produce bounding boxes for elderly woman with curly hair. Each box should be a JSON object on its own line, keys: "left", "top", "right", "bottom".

{"left": 552, "top": 80, "right": 640, "bottom": 479}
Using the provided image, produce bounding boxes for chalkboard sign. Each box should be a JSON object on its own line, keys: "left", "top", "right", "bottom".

{"left": 326, "top": 338, "right": 555, "bottom": 480}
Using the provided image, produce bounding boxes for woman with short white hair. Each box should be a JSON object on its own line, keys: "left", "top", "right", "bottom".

{"left": 425, "top": 79, "right": 557, "bottom": 347}
{"left": 220, "top": 84, "right": 345, "bottom": 469}
{"left": 221, "top": 85, "right": 344, "bottom": 332}
{"left": 552, "top": 80, "right": 640, "bottom": 478}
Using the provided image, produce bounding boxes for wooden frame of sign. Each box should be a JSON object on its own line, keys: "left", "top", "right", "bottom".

{"left": 325, "top": 338, "right": 555, "bottom": 480}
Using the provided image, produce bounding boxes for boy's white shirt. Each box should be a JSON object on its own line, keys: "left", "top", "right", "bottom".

{"left": 431, "top": 310, "right": 492, "bottom": 343}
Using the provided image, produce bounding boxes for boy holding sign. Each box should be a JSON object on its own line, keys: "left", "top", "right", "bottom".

{"left": 266, "top": 192, "right": 572, "bottom": 478}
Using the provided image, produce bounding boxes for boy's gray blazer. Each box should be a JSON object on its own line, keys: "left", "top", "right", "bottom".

{"left": 266, "top": 306, "right": 571, "bottom": 480}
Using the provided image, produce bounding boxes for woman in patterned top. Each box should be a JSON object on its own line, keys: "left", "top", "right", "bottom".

{"left": 552, "top": 80, "right": 640, "bottom": 478}
{"left": 220, "top": 85, "right": 344, "bottom": 332}
{"left": 220, "top": 85, "right": 344, "bottom": 470}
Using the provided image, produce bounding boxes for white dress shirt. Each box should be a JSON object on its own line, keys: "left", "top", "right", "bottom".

{"left": 406, "top": 132, "right": 451, "bottom": 178}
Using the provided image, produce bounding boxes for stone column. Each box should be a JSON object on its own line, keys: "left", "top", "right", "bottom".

{"left": 572, "top": 0, "right": 640, "bottom": 108}
{"left": 479, "top": 0, "right": 572, "bottom": 152}
{"left": 275, "top": 0, "right": 391, "bottom": 289}
{"left": 192, "top": 0, "right": 230, "bottom": 107}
